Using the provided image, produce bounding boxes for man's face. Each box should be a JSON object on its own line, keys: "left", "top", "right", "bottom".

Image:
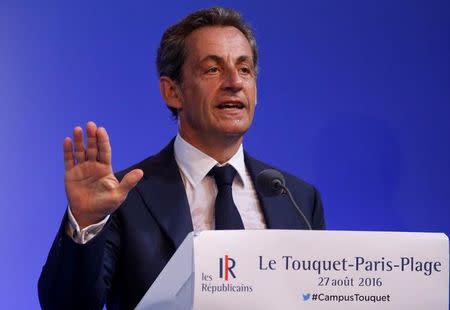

{"left": 176, "top": 26, "right": 257, "bottom": 144}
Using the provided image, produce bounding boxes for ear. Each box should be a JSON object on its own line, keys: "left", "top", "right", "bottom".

{"left": 160, "top": 76, "right": 183, "bottom": 110}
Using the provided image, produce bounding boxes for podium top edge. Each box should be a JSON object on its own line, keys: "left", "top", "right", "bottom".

{"left": 190, "top": 230, "right": 449, "bottom": 240}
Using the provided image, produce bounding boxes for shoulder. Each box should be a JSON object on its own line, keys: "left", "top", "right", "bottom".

{"left": 114, "top": 139, "right": 176, "bottom": 181}
{"left": 245, "top": 152, "right": 325, "bottom": 229}
{"left": 244, "top": 153, "right": 318, "bottom": 195}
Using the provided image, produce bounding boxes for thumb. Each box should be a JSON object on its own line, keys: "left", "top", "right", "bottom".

{"left": 118, "top": 169, "right": 144, "bottom": 196}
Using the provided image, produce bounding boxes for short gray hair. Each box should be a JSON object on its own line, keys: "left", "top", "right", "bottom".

{"left": 156, "top": 7, "right": 258, "bottom": 118}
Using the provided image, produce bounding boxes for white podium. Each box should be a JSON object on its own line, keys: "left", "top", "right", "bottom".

{"left": 135, "top": 230, "right": 449, "bottom": 310}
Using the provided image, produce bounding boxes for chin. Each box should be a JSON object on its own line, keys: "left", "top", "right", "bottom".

{"left": 217, "top": 126, "right": 250, "bottom": 138}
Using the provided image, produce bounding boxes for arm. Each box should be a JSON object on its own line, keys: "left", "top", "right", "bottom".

{"left": 66, "top": 206, "right": 109, "bottom": 244}
{"left": 38, "top": 210, "right": 122, "bottom": 309}
{"left": 38, "top": 122, "right": 142, "bottom": 309}
{"left": 311, "top": 186, "right": 326, "bottom": 230}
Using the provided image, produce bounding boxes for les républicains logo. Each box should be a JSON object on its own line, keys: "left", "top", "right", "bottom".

{"left": 200, "top": 255, "right": 253, "bottom": 294}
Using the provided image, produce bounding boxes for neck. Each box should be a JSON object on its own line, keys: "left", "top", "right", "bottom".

{"left": 179, "top": 130, "right": 243, "bottom": 164}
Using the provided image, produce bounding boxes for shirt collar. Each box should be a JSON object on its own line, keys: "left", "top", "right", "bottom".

{"left": 174, "top": 134, "right": 247, "bottom": 187}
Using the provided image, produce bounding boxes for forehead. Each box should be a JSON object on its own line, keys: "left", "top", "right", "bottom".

{"left": 184, "top": 26, "right": 253, "bottom": 63}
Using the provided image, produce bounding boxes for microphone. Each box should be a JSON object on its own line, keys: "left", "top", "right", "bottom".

{"left": 256, "top": 169, "right": 312, "bottom": 230}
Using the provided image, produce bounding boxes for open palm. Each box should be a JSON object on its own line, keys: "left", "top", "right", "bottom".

{"left": 64, "top": 122, "right": 143, "bottom": 228}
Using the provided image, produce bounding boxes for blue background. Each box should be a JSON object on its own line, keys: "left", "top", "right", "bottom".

{"left": 1, "top": 1, "right": 449, "bottom": 308}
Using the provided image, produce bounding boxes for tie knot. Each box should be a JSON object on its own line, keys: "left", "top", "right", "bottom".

{"left": 209, "top": 165, "right": 237, "bottom": 187}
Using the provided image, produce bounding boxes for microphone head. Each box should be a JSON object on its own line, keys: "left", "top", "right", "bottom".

{"left": 255, "top": 169, "right": 286, "bottom": 197}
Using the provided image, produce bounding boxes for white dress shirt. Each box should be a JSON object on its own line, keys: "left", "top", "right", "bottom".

{"left": 67, "top": 134, "right": 266, "bottom": 244}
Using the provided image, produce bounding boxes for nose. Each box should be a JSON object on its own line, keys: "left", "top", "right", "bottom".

{"left": 221, "top": 66, "right": 243, "bottom": 93}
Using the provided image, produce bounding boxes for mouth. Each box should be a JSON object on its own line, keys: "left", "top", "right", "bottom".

{"left": 216, "top": 101, "right": 245, "bottom": 110}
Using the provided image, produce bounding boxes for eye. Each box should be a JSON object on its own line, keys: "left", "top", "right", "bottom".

{"left": 206, "top": 67, "right": 219, "bottom": 74}
{"left": 239, "top": 66, "right": 253, "bottom": 75}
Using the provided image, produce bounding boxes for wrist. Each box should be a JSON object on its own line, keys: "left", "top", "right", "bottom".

{"left": 70, "top": 207, "right": 108, "bottom": 229}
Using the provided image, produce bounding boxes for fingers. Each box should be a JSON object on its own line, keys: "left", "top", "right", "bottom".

{"left": 73, "top": 126, "right": 86, "bottom": 164}
{"left": 63, "top": 137, "right": 75, "bottom": 171}
{"left": 118, "top": 169, "right": 144, "bottom": 196}
{"left": 86, "top": 121, "right": 98, "bottom": 161}
{"left": 68, "top": 121, "right": 111, "bottom": 166}
{"left": 97, "top": 127, "right": 112, "bottom": 164}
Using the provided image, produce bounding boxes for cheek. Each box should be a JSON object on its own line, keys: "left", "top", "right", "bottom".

{"left": 197, "top": 88, "right": 217, "bottom": 113}
{"left": 181, "top": 86, "right": 202, "bottom": 112}
{"left": 245, "top": 81, "right": 257, "bottom": 99}
{"left": 247, "top": 90, "right": 257, "bottom": 114}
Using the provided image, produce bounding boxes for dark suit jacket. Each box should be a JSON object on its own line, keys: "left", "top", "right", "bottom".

{"left": 38, "top": 140, "right": 325, "bottom": 310}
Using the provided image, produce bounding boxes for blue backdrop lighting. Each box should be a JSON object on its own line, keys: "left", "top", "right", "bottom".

{"left": 0, "top": 1, "right": 449, "bottom": 308}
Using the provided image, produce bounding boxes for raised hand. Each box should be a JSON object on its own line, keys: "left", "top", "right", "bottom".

{"left": 64, "top": 121, "right": 143, "bottom": 228}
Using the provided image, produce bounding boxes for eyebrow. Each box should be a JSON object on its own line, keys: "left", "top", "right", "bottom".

{"left": 199, "top": 55, "right": 254, "bottom": 66}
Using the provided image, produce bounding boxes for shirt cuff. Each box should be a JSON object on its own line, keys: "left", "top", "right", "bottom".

{"left": 65, "top": 207, "right": 109, "bottom": 244}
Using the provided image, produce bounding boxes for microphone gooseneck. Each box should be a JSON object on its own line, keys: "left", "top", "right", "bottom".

{"left": 255, "top": 169, "right": 312, "bottom": 230}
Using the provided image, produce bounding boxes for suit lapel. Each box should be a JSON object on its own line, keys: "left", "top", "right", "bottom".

{"left": 132, "top": 142, "right": 307, "bottom": 249}
{"left": 244, "top": 153, "right": 309, "bottom": 230}
{"left": 135, "top": 140, "right": 193, "bottom": 249}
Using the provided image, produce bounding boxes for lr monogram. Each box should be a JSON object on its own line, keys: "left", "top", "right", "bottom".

{"left": 219, "top": 255, "right": 237, "bottom": 281}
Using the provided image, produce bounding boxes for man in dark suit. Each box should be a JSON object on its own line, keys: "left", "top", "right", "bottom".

{"left": 38, "top": 7, "right": 325, "bottom": 310}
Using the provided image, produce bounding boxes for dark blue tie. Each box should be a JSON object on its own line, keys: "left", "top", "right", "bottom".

{"left": 209, "top": 165, "right": 244, "bottom": 230}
